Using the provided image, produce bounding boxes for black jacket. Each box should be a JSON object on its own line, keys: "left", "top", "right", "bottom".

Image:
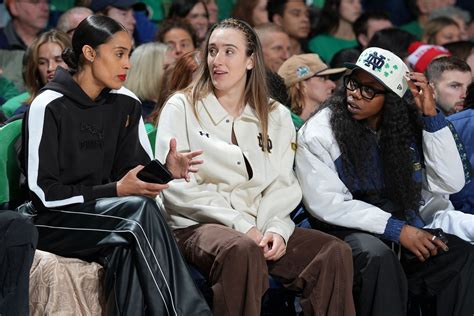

{"left": 22, "top": 67, "right": 152, "bottom": 211}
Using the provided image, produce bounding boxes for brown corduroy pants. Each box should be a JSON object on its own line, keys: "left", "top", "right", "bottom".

{"left": 174, "top": 224, "right": 355, "bottom": 316}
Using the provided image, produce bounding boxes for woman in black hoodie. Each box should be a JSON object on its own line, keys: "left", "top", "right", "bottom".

{"left": 19, "top": 15, "right": 211, "bottom": 316}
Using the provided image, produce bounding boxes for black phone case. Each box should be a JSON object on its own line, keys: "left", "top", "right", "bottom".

{"left": 137, "top": 160, "right": 173, "bottom": 184}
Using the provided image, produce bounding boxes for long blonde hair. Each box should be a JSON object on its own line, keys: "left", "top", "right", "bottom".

{"left": 126, "top": 42, "right": 168, "bottom": 102}
{"left": 287, "top": 82, "right": 306, "bottom": 116}
{"left": 24, "top": 30, "right": 71, "bottom": 104}
{"left": 188, "top": 18, "right": 273, "bottom": 151}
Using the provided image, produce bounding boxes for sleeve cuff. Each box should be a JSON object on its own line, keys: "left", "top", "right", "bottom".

{"left": 263, "top": 219, "right": 295, "bottom": 244}
{"left": 423, "top": 110, "right": 447, "bottom": 133}
{"left": 233, "top": 217, "right": 256, "bottom": 235}
{"left": 381, "top": 217, "right": 406, "bottom": 242}
{"left": 87, "top": 182, "right": 118, "bottom": 201}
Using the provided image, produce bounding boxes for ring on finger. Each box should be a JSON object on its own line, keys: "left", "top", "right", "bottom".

{"left": 431, "top": 235, "right": 437, "bottom": 241}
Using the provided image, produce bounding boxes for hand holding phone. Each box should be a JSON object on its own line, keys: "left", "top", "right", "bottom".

{"left": 137, "top": 159, "right": 173, "bottom": 184}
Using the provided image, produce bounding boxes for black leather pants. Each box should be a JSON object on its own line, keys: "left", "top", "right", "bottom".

{"left": 18, "top": 196, "right": 211, "bottom": 316}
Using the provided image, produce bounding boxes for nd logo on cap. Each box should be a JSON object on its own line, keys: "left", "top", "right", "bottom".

{"left": 345, "top": 47, "right": 409, "bottom": 98}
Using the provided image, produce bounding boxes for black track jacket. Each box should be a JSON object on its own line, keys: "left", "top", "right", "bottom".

{"left": 22, "top": 67, "right": 152, "bottom": 211}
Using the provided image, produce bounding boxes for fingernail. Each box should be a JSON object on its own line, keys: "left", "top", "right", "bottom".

{"left": 444, "top": 246, "right": 449, "bottom": 251}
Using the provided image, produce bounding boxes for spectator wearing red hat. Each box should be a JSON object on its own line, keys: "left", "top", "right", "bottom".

{"left": 426, "top": 56, "right": 472, "bottom": 115}
{"left": 407, "top": 41, "right": 451, "bottom": 73}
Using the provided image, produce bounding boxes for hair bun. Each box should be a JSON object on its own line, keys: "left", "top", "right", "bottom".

{"left": 62, "top": 47, "right": 78, "bottom": 71}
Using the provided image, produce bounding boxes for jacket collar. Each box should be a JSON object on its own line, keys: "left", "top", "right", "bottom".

{"left": 201, "top": 92, "right": 259, "bottom": 125}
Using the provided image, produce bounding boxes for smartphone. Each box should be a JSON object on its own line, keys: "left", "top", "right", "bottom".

{"left": 137, "top": 159, "right": 173, "bottom": 184}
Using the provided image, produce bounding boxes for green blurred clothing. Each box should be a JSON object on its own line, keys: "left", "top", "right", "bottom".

{"left": 309, "top": 34, "right": 357, "bottom": 64}
{"left": 1, "top": 92, "right": 28, "bottom": 118}
{"left": 400, "top": 20, "right": 423, "bottom": 40}
{"left": 291, "top": 111, "right": 305, "bottom": 131}
{"left": 0, "top": 77, "right": 19, "bottom": 102}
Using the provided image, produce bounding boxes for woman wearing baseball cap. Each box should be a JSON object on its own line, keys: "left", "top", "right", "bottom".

{"left": 278, "top": 53, "right": 346, "bottom": 129}
{"left": 295, "top": 47, "right": 474, "bottom": 315}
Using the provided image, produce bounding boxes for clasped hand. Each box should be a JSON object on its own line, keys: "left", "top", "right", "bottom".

{"left": 247, "top": 227, "right": 286, "bottom": 261}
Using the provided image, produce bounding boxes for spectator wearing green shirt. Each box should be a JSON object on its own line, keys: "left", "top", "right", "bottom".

{"left": 309, "top": 0, "right": 361, "bottom": 64}
{"left": 401, "top": 0, "right": 451, "bottom": 40}
{"left": 4, "top": 30, "right": 71, "bottom": 118}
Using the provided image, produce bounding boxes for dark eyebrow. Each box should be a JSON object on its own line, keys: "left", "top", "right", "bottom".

{"left": 114, "top": 46, "right": 130, "bottom": 51}
{"left": 359, "top": 79, "right": 384, "bottom": 89}
{"left": 209, "top": 43, "right": 238, "bottom": 49}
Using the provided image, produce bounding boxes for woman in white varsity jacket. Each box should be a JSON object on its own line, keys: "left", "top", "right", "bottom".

{"left": 295, "top": 47, "right": 474, "bottom": 316}
{"left": 18, "top": 16, "right": 211, "bottom": 316}
{"left": 156, "top": 18, "right": 355, "bottom": 316}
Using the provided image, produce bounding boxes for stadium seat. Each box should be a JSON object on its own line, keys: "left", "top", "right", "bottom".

{"left": 0, "top": 119, "right": 23, "bottom": 209}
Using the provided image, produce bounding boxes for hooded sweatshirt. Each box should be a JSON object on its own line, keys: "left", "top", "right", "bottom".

{"left": 23, "top": 67, "right": 153, "bottom": 211}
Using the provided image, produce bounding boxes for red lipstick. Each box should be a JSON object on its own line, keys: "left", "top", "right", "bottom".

{"left": 118, "top": 74, "right": 127, "bottom": 81}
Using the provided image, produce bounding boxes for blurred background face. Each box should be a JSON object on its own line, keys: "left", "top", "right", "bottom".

{"left": 205, "top": 0, "right": 218, "bottom": 24}
{"left": 260, "top": 31, "right": 292, "bottom": 72}
{"left": 107, "top": 7, "right": 136, "bottom": 35}
{"left": 417, "top": 0, "right": 453, "bottom": 15}
{"left": 253, "top": 0, "right": 269, "bottom": 26}
{"left": 187, "top": 2, "right": 209, "bottom": 40}
{"left": 279, "top": 1, "right": 310, "bottom": 39}
{"left": 451, "top": 16, "right": 468, "bottom": 40}
{"left": 433, "top": 70, "right": 472, "bottom": 114}
{"left": 366, "top": 19, "right": 393, "bottom": 42}
{"left": 65, "top": 11, "right": 93, "bottom": 38}
{"left": 358, "top": 18, "right": 393, "bottom": 49}
{"left": 163, "top": 27, "right": 195, "bottom": 58}
{"left": 37, "top": 42, "right": 67, "bottom": 85}
{"left": 467, "top": 52, "right": 474, "bottom": 77}
{"left": 12, "top": 0, "right": 49, "bottom": 31}
{"left": 434, "top": 24, "right": 461, "bottom": 45}
{"left": 339, "top": 0, "right": 362, "bottom": 23}
{"left": 306, "top": 75, "right": 336, "bottom": 105}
